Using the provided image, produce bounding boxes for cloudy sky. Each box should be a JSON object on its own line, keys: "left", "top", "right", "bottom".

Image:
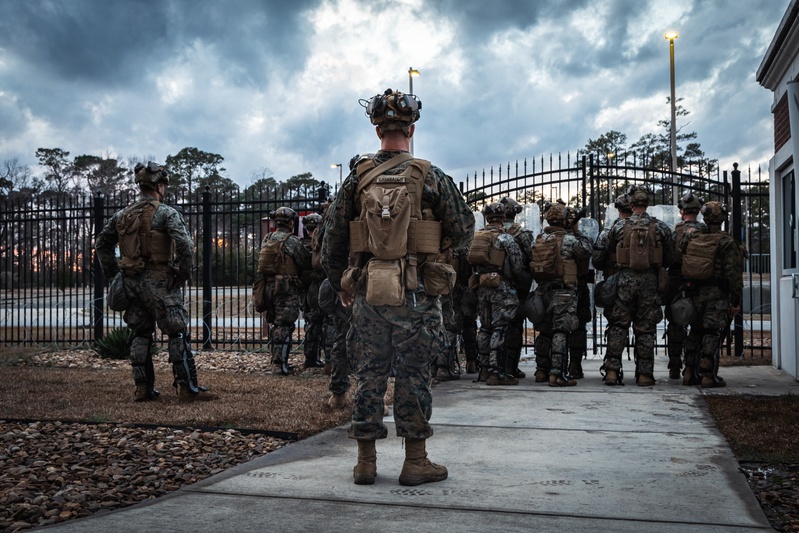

{"left": 0, "top": 0, "right": 786, "bottom": 189}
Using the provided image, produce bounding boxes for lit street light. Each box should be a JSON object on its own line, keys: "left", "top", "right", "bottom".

{"left": 331, "top": 163, "right": 342, "bottom": 184}
{"left": 665, "top": 30, "right": 679, "bottom": 203}
{"left": 408, "top": 67, "right": 420, "bottom": 154}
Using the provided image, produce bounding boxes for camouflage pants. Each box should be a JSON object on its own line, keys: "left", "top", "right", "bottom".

{"left": 665, "top": 305, "right": 688, "bottom": 368}
{"left": 122, "top": 270, "right": 190, "bottom": 385}
{"left": 505, "top": 294, "right": 528, "bottom": 371}
{"left": 326, "top": 308, "right": 351, "bottom": 395}
{"left": 476, "top": 282, "right": 519, "bottom": 372}
{"left": 568, "top": 281, "right": 591, "bottom": 362}
{"left": 435, "top": 289, "right": 464, "bottom": 369}
{"left": 266, "top": 279, "right": 303, "bottom": 364}
{"left": 533, "top": 285, "right": 579, "bottom": 376}
{"left": 303, "top": 278, "right": 326, "bottom": 362}
{"left": 347, "top": 290, "right": 442, "bottom": 440}
{"left": 684, "top": 287, "right": 730, "bottom": 377}
{"left": 604, "top": 270, "right": 662, "bottom": 376}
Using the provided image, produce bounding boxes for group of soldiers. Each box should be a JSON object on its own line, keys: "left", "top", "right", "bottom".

{"left": 96, "top": 86, "right": 742, "bottom": 488}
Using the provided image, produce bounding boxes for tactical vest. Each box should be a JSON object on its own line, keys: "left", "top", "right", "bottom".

{"left": 115, "top": 199, "right": 172, "bottom": 274}
{"left": 615, "top": 218, "right": 663, "bottom": 271}
{"left": 258, "top": 231, "right": 299, "bottom": 277}
{"left": 530, "top": 227, "right": 578, "bottom": 285}
{"left": 467, "top": 227, "right": 505, "bottom": 270}
{"left": 348, "top": 153, "right": 441, "bottom": 267}
{"left": 673, "top": 221, "right": 702, "bottom": 263}
{"left": 681, "top": 232, "right": 727, "bottom": 280}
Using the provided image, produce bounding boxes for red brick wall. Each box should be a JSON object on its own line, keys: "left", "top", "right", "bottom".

{"left": 775, "top": 92, "right": 790, "bottom": 152}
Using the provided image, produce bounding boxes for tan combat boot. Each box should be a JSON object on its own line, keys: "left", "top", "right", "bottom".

{"left": 549, "top": 373, "right": 577, "bottom": 387}
{"left": 682, "top": 367, "right": 696, "bottom": 386}
{"left": 477, "top": 368, "right": 490, "bottom": 382}
{"left": 328, "top": 393, "right": 347, "bottom": 409}
{"left": 398, "top": 439, "right": 448, "bottom": 486}
{"left": 353, "top": 439, "right": 376, "bottom": 485}
{"left": 465, "top": 361, "right": 478, "bottom": 374}
{"left": 637, "top": 374, "right": 656, "bottom": 387}
{"left": 178, "top": 385, "right": 219, "bottom": 402}
{"left": 604, "top": 369, "right": 619, "bottom": 386}
{"left": 701, "top": 375, "right": 726, "bottom": 388}
{"left": 534, "top": 369, "right": 548, "bottom": 382}
{"left": 486, "top": 373, "right": 519, "bottom": 386}
{"left": 435, "top": 367, "right": 460, "bottom": 381}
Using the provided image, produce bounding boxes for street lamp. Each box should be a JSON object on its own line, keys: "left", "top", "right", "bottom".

{"left": 408, "top": 67, "right": 420, "bottom": 154}
{"left": 665, "top": 31, "right": 679, "bottom": 203}
{"left": 331, "top": 163, "right": 342, "bottom": 184}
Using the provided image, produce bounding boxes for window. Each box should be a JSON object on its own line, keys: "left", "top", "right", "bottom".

{"left": 784, "top": 170, "right": 796, "bottom": 270}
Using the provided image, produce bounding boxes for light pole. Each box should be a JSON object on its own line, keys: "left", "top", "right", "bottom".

{"left": 408, "top": 67, "right": 420, "bottom": 154}
{"left": 331, "top": 163, "right": 342, "bottom": 185}
{"left": 665, "top": 31, "right": 679, "bottom": 203}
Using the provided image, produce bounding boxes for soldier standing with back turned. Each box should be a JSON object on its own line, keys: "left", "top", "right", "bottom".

{"left": 94, "top": 162, "right": 218, "bottom": 402}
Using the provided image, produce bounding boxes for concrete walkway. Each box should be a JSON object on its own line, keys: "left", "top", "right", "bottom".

{"left": 41, "top": 355, "right": 799, "bottom": 532}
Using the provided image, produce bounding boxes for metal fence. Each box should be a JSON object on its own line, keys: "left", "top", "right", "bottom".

{"left": 0, "top": 154, "right": 770, "bottom": 359}
{"left": 461, "top": 154, "right": 771, "bottom": 359}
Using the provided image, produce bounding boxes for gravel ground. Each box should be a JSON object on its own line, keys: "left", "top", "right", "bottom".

{"left": 1, "top": 349, "right": 797, "bottom": 532}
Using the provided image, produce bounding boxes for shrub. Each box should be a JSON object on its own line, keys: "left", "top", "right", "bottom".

{"left": 94, "top": 328, "right": 134, "bottom": 360}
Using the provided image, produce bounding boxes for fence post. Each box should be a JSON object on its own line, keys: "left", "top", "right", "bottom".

{"left": 730, "top": 163, "right": 744, "bottom": 358}
{"left": 93, "top": 194, "right": 106, "bottom": 342}
{"left": 202, "top": 187, "right": 213, "bottom": 349}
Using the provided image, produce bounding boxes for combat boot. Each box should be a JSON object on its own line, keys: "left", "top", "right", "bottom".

{"left": 178, "top": 385, "right": 219, "bottom": 402}
{"left": 637, "top": 374, "right": 656, "bottom": 387}
{"left": 668, "top": 361, "right": 682, "bottom": 380}
{"left": 476, "top": 368, "right": 490, "bottom": 382}
{"left": 701, "top": 375, "right": 726, "bottom": 388}
{"left": 604, "top": 369, "right": 619, "bottom": 386}
{"left": 465, "top": 361, "right": 478, "bottom": 374}
{"left": 353, "top": 439, "right": 376, "bottom": 485}
{"left": 303, "top": 356, "right": 325, "bottom": 369}
{"left": 534, "top": 369, "right": 548, "bottom": 382}
{"left": 511, "top": 367, "right": 526, "bottom": 379}
{"left": 134, "top": 384, "right": 160, "bottom": 402}
{"left": 398, "top": 438, "right": 448, "bottom": 486}
{"left": 328, "top": 393, "right": 347, "bottom": 408}
{"left": 486, "top": 372, "right": 519, "bottom": 386}
{"left": 549, "top": 373, "right": 577, "bottom": 387}
{"left": 435, "top": 366, "right": 460, "bottom": 381}
{"left": 682, "top": 367, "right": 699, "bottom": 386}
{"left": 569, "top": 359, "right": 584, "bottom": 379}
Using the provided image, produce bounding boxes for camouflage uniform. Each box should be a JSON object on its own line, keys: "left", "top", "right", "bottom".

{"left": 472, "top": 223, "right": 528, "bottom": 384}
{"left": 321, "top": 150, "right": 474, "bottom": 442}
{"left": 258, "top": 217, "right": 311, "bottom": 375}
{"left": 604, "top": 210, "right": 675, "bottom": 384}
{"left": 532, "top": 218, "right": 593, "bottom": 384}
{"left": 434, "top": 246, "right": 473, "bottom": 381}
{"left": 680, "top": 202, "right": 743, "bottom": 388}
{"left": 567, "top": 212, "right": 592, "bottom": 379}
{"left": 300, "top": 215, "right": 326, "bottom": 369}
{"left": 94, "top": 162, "right": 216, "bottom": 402}
{"left": 502, "top": 214, "right": 534, "bottom": 378}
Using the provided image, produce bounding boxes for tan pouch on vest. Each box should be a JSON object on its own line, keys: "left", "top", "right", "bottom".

{"left": 365, "top": 259, "right": 406, "bottom": 306}
{"left": 479, "top": 272, "right": 501, "bottom": 288}
{"left": 422, "top": 261, "right": 456, "bottom": 296}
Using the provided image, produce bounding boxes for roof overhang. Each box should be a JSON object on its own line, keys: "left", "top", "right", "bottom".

{"left": 758, "top": 0, "right": 799, "bottom": 91}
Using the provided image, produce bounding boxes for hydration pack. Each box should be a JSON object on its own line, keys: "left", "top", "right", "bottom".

{"left": 467, "top": 228, "right": 505, "bottom": 268}
{"left": 530, "top": 230, "right": 564, "bottom": 282}
{"left": 616, "top": 218, "right": 662, "bottom": 271}
{"left": 681, "top": 232, "right": 726, "bottom": 280}
{"left": 258, "top": 231, "right": 298, "bottom": 276}
{"left": 115, "top": 199, "right": 171, "bottom": 273}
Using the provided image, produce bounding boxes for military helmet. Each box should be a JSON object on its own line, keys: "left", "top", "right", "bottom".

{"left": 134, "top": 161, "right": 169, "bottom": 186}
{"left": 678, "top": 192, "right": 704, "bottom": 211}
{"left": 627, "top": 185, "right": 651, "bottom": 206}
{"left": 614, "top": 194, "right": 631, "bottom": 212}
{"left": 700, "top": 201, "right": 728, "bottom": 225}
{"left": 482, "top": 201, "right": 506, "bottom": 221}
{"left": 272, "top": 206, "right": 297, "bottom": 225}
{"left": 360, "top": 88, "right": 421, "bottom": 131}
{"left": 544, "top": 201, "right": 567, "bottom": 224}
{"left": 302, "top": 213, "right": 322, "bottom": 229}
{"left": 500, "top": 197, "right": 523, "bottom": 216}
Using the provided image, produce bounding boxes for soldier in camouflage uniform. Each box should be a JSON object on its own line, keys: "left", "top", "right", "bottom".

{"left": 468, "top": 202, "right": 528, "bottom": 386}
{"left": 300, "top": 212, "right": 326, "bottom": 370}
{"left": 592, "top": 194, "right": 632, "bottom": 322}
{"left": 603, "top": 186, "right": 675, "bottom": 386}
{"left": 680, "top": 201, "right": 743, "bottom": 388}
{"left": 257, "top": 207, "right": 311, "bottom": 376}
{"left": 531, "top": 202, "right": 592, "bottom": 386}
{"left": 566, "top": 205, "right": 592, "bottom": 379}
{"left": 666, "top": 193, "right": 707, "bottom": 382}
{"left": 433, "top": 242, "right": 472, "bottom": 382}
{"left": 500, "top": 196, "right": 534, "bottom": 379}
{"left": 94, "top": 162, "right": 218, "bottom": 402}
{"left": 321, "top": 88, "right": 474, "bottom": 486}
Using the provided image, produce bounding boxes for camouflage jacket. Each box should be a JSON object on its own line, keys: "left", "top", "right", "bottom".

{"left": 592, "top": 217, "right": 625, "bottom": 274}
{"left": 503, "top": 221, "right": 534, "bottom": 293}
{"left": 679, "top": 227, "right": 743, "bottom": 306}
{"left": 606, "top": 211, "right": 676, "bottom": 271}
{"left": 535, "top": 225, "right": 592, "bottom": 288}
{"left": 321, "top": 150, "right": 475, "bottom": 291}
{"left": 94, "top": 194, "right": 194, "bottom": 280}
{"left": 473, "top": 225, "right": 528, "bottom": 284}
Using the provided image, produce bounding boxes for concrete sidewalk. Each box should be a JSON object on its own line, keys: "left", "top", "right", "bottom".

{"left": 42, "top": 356, "right": 799, "bottom": 532}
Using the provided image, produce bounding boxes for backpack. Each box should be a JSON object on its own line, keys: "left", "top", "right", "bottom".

{"left": 674, "top": 221, "right": 701, "bottom": 263}
{"left": 350, "top": 153, "right": 436, "bottom": 261}
{"left": 467, "top": 228, "right": 505, "bottom": 268}
{"left": 681, "top": 232, "right": 726, "bottom": 280}
{"left": 530, "top": 230, "right": 564, "bottom": 282}
{"left": 115, "top": 199, "right": 171, "bottom": 273}
{"left": 258, "top": 231, "right": 298, "bottom": 276}
{"left": 616, "top": 218, "right": 663, "bottom": 271}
